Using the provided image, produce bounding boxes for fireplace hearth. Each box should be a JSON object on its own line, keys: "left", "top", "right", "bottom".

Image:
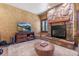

{"left": 51, "top": 24, "right": 66, "bottom": 39}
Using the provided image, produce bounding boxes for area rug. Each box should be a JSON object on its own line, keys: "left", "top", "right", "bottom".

{"left": 7, "top": 39, "right": 78, "bottom": 56}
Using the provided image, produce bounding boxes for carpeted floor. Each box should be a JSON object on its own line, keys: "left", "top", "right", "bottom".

{"left": 1, "top": 39, "right": 78, "bottom": 56}
{"left": 75, "top": 44, "right": 79, "bottom": 55}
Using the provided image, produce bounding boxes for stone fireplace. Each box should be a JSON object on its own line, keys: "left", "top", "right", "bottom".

{"left": 47, "top": 3, "right": 74, "bottom": 41}
{"left": 51, "top": 24, "right": 66, "bottom": 39}
{"left": 48, "top": 16, "right": 74, "bottom": 40}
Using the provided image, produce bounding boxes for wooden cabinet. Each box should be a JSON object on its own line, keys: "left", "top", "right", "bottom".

{"left": 15, "top": 31, "right": 35, "bottom": 43}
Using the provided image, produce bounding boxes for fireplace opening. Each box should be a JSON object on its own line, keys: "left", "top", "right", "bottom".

{"left": 51, "top": 24, "right": 66, "bottom": 39}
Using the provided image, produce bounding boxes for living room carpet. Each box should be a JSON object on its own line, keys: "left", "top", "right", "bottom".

{"left": 7, "top": 39, "right": 78, "bottom": 56}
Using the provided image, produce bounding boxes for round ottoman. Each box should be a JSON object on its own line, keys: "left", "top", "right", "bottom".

{"left": 34, "top": 41, "right": 54, "bottom": 56}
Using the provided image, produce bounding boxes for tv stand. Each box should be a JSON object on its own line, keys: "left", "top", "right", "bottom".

{"left": 15, "top": 31, "right": 35, "bottom": 43}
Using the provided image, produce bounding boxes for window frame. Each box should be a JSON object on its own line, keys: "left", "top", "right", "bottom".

{"left": 41, "top": 19, "right": 48, "bottom": 32}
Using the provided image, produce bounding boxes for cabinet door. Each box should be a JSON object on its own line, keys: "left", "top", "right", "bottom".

{"left": 16, "top": 34, "right": 27, "bottom": 43}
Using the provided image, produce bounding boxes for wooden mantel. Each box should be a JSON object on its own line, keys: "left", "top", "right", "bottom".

{"left": 48, "top": 16, "right": 70, "bottom": 24}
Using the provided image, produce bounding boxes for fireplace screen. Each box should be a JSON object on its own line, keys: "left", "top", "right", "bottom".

{"left": 51, "top": 25, "right": 66, "bottom": 39}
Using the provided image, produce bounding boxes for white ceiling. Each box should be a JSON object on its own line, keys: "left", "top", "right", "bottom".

{"left": 7, "top": 3, "right": 59, "bottom": 15}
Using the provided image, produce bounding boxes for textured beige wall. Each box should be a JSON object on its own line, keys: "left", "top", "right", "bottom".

{"left": 39, "top": 12, "right": 47, "bottom": 20}
{"left": 0, "top": 4, "right": 40, "bottom": 43}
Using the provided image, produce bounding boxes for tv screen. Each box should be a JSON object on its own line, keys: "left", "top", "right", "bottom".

{"left": 17, "top": 22, "right": 32, "bottom": 32}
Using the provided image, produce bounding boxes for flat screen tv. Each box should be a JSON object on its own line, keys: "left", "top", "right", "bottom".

{"left": 17, "top": 22, "right": 32, "bottom": 32}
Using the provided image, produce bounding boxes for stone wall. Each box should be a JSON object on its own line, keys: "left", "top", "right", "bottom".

{"left": 47, "top": 3, "right": 74, "bottom": 40}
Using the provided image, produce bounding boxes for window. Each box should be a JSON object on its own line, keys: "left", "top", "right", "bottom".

{"left": 41, "top": 20, "right": 48, "bottom": 32}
